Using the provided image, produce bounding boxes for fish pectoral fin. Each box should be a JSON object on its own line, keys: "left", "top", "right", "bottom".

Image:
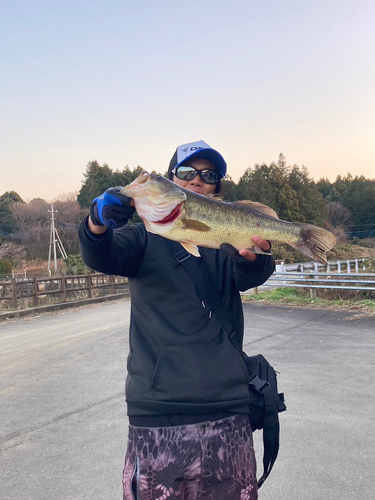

{"left": 180, "top": 242, "right": 201, "bottom": 257}
{"left": 181, "top": 218, "right": 212, "bottom": 232}
{"left": 234, "top": 201, "right": 279, "bottom": 219}
{"left": 247, "top": 244, "right": 272, "bottom": 256}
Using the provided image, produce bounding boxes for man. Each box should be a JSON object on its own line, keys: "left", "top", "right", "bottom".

{"left": 78, "top": 140, "right": 275, "bottom": 500}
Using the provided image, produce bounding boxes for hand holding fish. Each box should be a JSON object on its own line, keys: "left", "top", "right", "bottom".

{"left": 89, "top": 186, "right": 135, "bottom": 232}
{"left": 220, "top": 237, "right": 271, "bottom": 261}
{"left": 239, "top": 236, "right": 272, "bottom": 261}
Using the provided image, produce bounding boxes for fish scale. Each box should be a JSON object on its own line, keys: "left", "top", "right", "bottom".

{"left": 178, "top": 196, "right": 302, "bottom": 249}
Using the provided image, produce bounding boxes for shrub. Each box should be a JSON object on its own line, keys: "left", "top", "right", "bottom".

{"left": 64, "top": 254, "right": 88, "bottom": 275}
{"left": 0, "top": 258, "right": 12, "bottom": 278}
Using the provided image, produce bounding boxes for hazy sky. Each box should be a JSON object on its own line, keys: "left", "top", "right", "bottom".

{"left": 1, "top": 0, "right": 374, "bottom": 202}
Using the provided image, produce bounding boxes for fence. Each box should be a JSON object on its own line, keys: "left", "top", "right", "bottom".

{"left": 264, "top": 272, "right": 375, "bottom": 292}
{"left": 0, "top": 270, "right": 28, "bottom": 281}
{"left": 0, "top": 274, "right": 129, "bottom": 310}
{"left": 259, "top": 258, "right": 375, "bottom": 296}
{"left": 282, "top": 258, "right": 369, "bottom": 274}
{"left": 2, "top": 260, "right": 374, "bottom": 310}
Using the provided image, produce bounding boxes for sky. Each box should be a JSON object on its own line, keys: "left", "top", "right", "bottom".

{"left": 1, "top": 0, "right": 374, "bottom": 202}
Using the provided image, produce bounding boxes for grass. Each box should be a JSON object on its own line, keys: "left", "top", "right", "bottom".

{"left": 242, "top": 287, "right": 375, "bottom": 316}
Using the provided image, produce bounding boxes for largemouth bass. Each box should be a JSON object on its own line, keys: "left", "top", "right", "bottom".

{"left": 122, "top": 171, "right": 336, "bottom": 264}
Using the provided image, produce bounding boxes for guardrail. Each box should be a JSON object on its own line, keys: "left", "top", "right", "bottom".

{"left": 282, "top": 258, "right": 369, "bottom": 274}
{"left": 243, "top": 258, "right": 375, "bottom": 298}
{"left": 0, "top": 274, "right": 129, "bottom": 310}
{"left": 264, "top": 271, "right": 375, "bottom": 292}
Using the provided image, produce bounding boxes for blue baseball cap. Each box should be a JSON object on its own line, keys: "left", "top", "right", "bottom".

{"left": 168, "top": 140, "right": 227, "bottom": 179}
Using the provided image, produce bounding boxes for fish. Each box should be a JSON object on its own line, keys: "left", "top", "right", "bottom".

{"left": 122, "top": 171, "right": 336, "bottom": 264}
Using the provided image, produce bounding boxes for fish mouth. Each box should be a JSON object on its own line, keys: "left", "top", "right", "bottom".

{"left": 154, "top": 204, "right": 181, "bottom": 225}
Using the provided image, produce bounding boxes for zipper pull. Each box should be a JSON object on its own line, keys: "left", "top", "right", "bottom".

{"left": 201, "top": 300, "right": 211, "bottom": 318}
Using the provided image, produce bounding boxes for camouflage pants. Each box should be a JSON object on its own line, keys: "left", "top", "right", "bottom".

{"left": 122, "top": 413, "right": 257, "bottom": 500}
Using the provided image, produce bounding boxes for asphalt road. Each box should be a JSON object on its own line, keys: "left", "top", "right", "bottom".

{"left": 0, "top": 300, "right": 374, "bottom": 500}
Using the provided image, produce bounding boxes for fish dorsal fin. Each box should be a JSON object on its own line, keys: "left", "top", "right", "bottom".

{"left": 180, "top": 242, "right": 201, "bottom": 257}
{"left": 181, "top": 218, "right": 212, "bottom": 232}
{"left": 234, "top": 200, "right": 279, "bottom": 218}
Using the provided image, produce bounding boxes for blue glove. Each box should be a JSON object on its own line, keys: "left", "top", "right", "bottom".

{"left": 90, "top": 187, "right": 135, "bottom": 228}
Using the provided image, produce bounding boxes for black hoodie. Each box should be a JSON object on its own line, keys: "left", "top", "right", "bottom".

{"left": 78, "top": 219, "right": 275, "bottom": 417}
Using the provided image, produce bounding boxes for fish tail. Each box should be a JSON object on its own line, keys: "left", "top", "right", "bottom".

{"left": 290, "top": 225, "right": 337, "bottom": 265}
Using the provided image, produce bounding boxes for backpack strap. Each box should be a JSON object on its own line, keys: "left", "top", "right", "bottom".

{"left": 174, "top": 249, "right": 240, "bottom": 351}
{"left": 257, "top": 375, "right": 281, "bottom": 487}
{"left": 175, "top": 248, "right": 280, "bottom": 487}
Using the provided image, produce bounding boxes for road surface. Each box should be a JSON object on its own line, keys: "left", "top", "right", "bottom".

{"left": 1, "top": 299, "right": 374, "bottom": 499}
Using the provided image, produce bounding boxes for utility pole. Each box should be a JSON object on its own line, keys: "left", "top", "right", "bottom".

{"left": 47, "top": 205, "right": 68, "bottom": 275}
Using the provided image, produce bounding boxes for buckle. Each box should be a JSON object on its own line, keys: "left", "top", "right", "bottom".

{"left": 175, "top": 250, "right": 191, "bottom": 263}
{"left": 250, "top": 375, "right": 270, "bottom": 393}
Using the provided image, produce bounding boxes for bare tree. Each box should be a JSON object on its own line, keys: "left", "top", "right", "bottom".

{"left": 10, "top": 198, "right": 87, "bottom": 260}
{"left": 53, "top": 198, "right": 87, "bottom": 254}
{"left": 0, "top": 242, "right": 27, "bottom": 267}
{"left": 325, "top": 201, "right": 353, "bottom": 230}
{"left": 11, "top": 200, "right": 50, "bottom": 260}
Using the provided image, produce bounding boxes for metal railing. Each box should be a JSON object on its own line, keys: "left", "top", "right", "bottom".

{"left": 263, "top": 257, "right": 375, "bottom": 294}
{"left": 264, "top": 271, "right": 375, "bottom": 292}
{"left": 241, "top": 258, "right": 375, "bottom": 296}
{"left": 283, "top": 258, "right": 369, "bottom": 274}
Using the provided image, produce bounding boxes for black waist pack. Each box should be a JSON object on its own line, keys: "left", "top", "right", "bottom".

{"left": 242, "top": 353, "right": 286, "bottom": 487}
{"left": 175, "top": 249, "right": 287, "bottom": 487}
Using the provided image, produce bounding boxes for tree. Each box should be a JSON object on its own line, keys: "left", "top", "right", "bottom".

{"left": 288, "top": 166, "right": 326, "bottom": 226}
{"left": 64, "top": 254, "right": 87, "bottom": 275}
{"left": 10, "top": 198, "right": 87, "bottom": 260}
{"left": 316, "top": 177, "right": 332, "bottom": 199}
{"left": 77, "top": 162, "right": 145, "bottom": 208}
{"left": 0, "top": 258, "right": 12, "bottom": 277}
{"left": 0, "top": 191, "right": 23, "bottom": 234}
{"left": 325, "top": 201, "right": 353, "bottom": 229}
{"left": 77, "top": 161, "right": 114, "bottom": 207}
{"left": 316, "top": 173, "right": 375, "bottom": 235}
{"left": 1, "top": 191, "right": 24, "bottom": 204}
{"left": 112, "top": 165, "right": 144, "bottom": 187}
{"left": 221, "top": 175, "right": 238, "bottom": 201}
{"left": 11, "top": 199, "right": 50, "bottom": 260}
{"left": 0, "top": 242, "right": 27, "bottom": 267}
{"left": 0, "top": 202, "right": 14, "bottom": 235}
{"left": 53, "top": 199, "right": 88, "bottom": 254}
{"left": 236, "top": 160, "right": 301, "bottom": 221}
{"left": 332, "top": 174, "right": 353, "bottom": 203}
{"left": 343, "top": 176, "right": 375, "bottom": 233}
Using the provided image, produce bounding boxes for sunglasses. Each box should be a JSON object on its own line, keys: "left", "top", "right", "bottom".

{"left": 172, "top": 165, "right": 222, "bottom": 185}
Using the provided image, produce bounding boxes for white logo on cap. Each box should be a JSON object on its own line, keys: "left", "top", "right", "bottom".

{"left": 177, "top": 140, "right": 212, "bottom": 164}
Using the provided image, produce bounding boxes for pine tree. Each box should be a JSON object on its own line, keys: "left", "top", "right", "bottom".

{"left": 288, "top": 166, "right": 326, "bottom": 226}
{"left": 77, "top": 161, "right": 114, "bottom": 207}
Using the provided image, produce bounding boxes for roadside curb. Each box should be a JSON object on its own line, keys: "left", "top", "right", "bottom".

{"left": 0, "top": 292, "right": 130, "bottom": 323}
